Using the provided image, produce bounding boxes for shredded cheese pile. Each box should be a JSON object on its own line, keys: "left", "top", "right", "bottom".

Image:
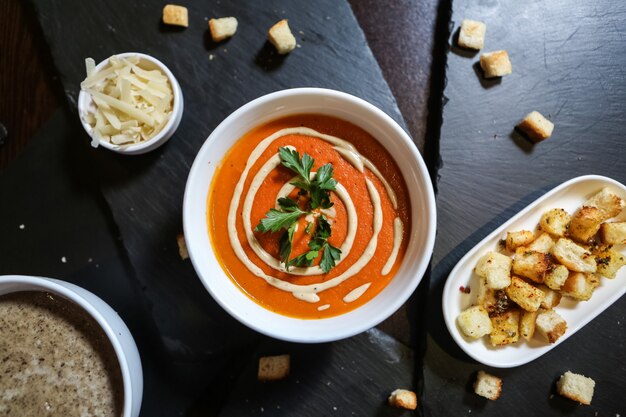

{"left": 80, "top": 56, "right": 173, "bottom": 147}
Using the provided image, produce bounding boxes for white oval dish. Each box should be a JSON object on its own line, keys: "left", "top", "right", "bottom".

{"left": 0, "top": 275, "right": 143, "bottom": 417}
{"left": 183, "top": 88, "right": 436, "bottom": 343}
{"left": 77, "top": 52, "right": 184, "bottom": 155}
{"left": 442, "top": 175, "right": 626, "bottom": 368}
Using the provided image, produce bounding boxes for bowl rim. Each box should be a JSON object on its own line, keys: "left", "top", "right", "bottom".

{"left": 183, "top": 87, "right": 437, "bottom": 342}
{"left": 0, "top": 274, "right": 137, "bottom": 416}
{"left": 77, "top": 52, "right": 183, "bottom": 155}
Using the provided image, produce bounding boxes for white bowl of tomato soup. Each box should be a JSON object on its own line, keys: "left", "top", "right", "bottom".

{"left": 183, "top": 88, "right": 436, "bottom": 342}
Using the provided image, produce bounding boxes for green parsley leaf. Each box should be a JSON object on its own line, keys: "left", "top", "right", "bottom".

{"left": 279, "top": 222, "right": 298, "bottom": 266}
{"left": 320, "top": 242, "right": 342, "bottom": 273}
{"left": 304, "top": 222, "right": 313, "bottom": 234}
{"left": 277, "top": 197, "right": 299, "bottom": 210}
{"left": 279, "top": 147, "right": 313, "bottom": 186}
{"left": 254, "top": 207, "right": 306, "bottom": 233}
{"left": 315, "top": 164, "right": 338, "bottom": 190}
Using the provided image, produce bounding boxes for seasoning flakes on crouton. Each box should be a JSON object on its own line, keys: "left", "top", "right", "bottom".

{"left": 594, "top": 245, "right": 626, "bottom": 279}
{"left": 540, "top": 208, "right": 571, "bottom": 237}
{"left": 505, "top": 230, "right": 535, "bottom": 252}
{"left": 458, "top": 19, "right": 486, "bottom": 50}
{"left": 475, "top": 251, "right": 512, "bottom": 289}
{"left": 556, "top": 371, "right": 595, "bottom": 405}
{"left": 535, "top": 309, "right": 567, "bottom": 343}
{"left": 569, "top": 188, "right": 624, "bottom": 243}
{"left": 519, "top": 310, "right": 538, "bottom": 340}
{"left": 268, "top": 19, "right": 296, "bottom": 55}
{"left": 388, "top": 389, "right": 418, "bottom": 410}
{"left": 517, "top": 111, "right": 554, "bottom": 142}
{"left": 550, "top": 238, "right": 597, "bottom": 273}
{"left": 490, "top": 309, "right": 520, "bottom": 346}
{"left": 512, "top": 248, "right": 552, "bottom": 283}
{"left": 457, "top": 305, "right": 493, "bottom": 338}
{"left": 209, "top": 17, "right": 238, "bottom": 42}
{"left": 163, "top": 4, "right": 189, "bottom": 27}
{"left": 544, "top": 264, "right": 569, "bottom": 290}
{"left": 561, "top": 272, "right": 600, "bottom": 301}
{"left": 474, "top": 371, "right": 502, "bottom": 400}
{"left": 258, "top": 354, "right": 290, "bottom": 381}
{"left": 505, "top": 276, "right": 545, "bottom": 312}
{"left": 600, "top": 222, "right": 626, "bottom": 245}
{"left": 480, "top": 50, "right": 512, "bottom": 78}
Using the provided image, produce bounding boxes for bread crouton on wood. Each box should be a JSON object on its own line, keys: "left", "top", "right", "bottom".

{"left": 540, "top": 208, "right": 571, "bottom": 237}
{"left": 512, "top": 248, "right": 552, "bottom": 283}
{"left": 561, "top": 272, "right": 600, "bottom": 301}
{"left": 550, "top": 238, "right": 597, "bottom": 273}
{"left": 517, "top": 111, "right": 554, "bottom": 142}
{"left": 474, "top": 371, "right": 502, "bottom": 401}
{"left": 600, "top": 222, "right": 626, "bottom": 245}
{"left": 490, "top": 309, "right": 520, "bottom": 346}
{"left": 556, "top": 371, "right": 595, "bottom": 405}
{"left": 505, "top": 276, "right": 545, "bottom": 312}
{"left": 593, "top": 245, "right": 626, "bottom": 279}
{"left": 505, "top": 230, "right": 535, "bottom": 252}
{"left": 475, "top": 251, "right": 512, "bottom": 289}
{"left": 258, "top": 354, "right": 290, "bottom": 381}
{"left": 388, "top": 389, "right": 418, "bottom": 410}
{"left": 535, "top": 309, "right": 567, "bottom": 343}
{"left": 457, "top": 305, "right": 493, "bottom": 338}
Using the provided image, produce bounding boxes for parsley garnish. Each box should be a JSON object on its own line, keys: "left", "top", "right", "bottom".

{"left": 255, "top": 148, "right": 341, "bottom": 272}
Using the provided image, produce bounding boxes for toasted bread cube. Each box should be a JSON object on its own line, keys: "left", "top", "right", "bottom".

{"left": 458, "top": 19, "right": 486, "bottom": 50}
{"left": 538, "top": 285, "right": 562, "bottom": 309}
{"left": 544, "top": 264, "right": 569, "bottom": 290}
{"left": 519, "top": 310, "right": 538, "bottom": 340}
{"left": 505, "top": 230, "right": 535, "bottom": 252}
{"left": 457, "top": 305, "right": 493, "bottom": 338}
{"left": 477, "top": 276, "right": 496, "bottom": 309}
{"left": 209, "top": 17, "right": 238, "bottom": 42}
{"left": 512, "top": 248, "right": 552, "bottom": 283}
{"left": 535, "top": 309, "right": 567, "bottom": 343}
{"left": 258, "top": 354, "right": 290, "bottom": 381}
{"left": 162, "top": 4, "right": 188, "bottom": 27}
{"left": 526, "top": 232, "right": 555, "bottom": 253}
{"left": 556, "top": 371, "right": 595, "bottom": 405}
{"left": 388, "top": 389, "right": 418, "bottom": 410}
{"left": 600, "top": 222, "right": 626, "bottom": 245}
{"left": 176, "top": 233, "right": 189, "bottom": 260}
{"left": 551, "top": 238, "right": 597, "bottom": 273}
{"left": 561, "top": 272, "right": 600, "bottom": 301}
{"left": 517, "top": 111, "right": 554, "bottom": 142}
{"left": 490, "top": 309, "right": 520, "bottom": 346}
{"left": 268, "top": 19, "right": 296, "bottom": 55}
{"left": 540, "top": 208, "right": 571, "bottom": 237}
{"left": 475, "top": 251, "right": 512, "bottom": 289}
{"left": 505, "top": 276, "right": 545, "bottom": 312}
{"left": 594, "top": 245, "right": 626, "bottom": 279}
{"left": 570, "top": 188, "right": 625, "bottom": 242}
{"left": 474, "top": 371, "right": 502, "bottom": 400}
{"left": 480, "top": 50, "right": 512, "bottom": 78}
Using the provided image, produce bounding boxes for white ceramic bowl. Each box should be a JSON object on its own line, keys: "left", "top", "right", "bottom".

{"left": 183, "top": 88, "right": 436, "bottom": 343}
{"left": 0, "top": 275, "right": 143, "bottom": 417}
{"left": 77, "top": 52, "right": 183, "bottom": 155}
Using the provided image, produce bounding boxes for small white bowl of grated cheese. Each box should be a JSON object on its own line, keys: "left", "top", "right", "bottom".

{"left": 77, "top": 52, "right": 183, "bottom": 155}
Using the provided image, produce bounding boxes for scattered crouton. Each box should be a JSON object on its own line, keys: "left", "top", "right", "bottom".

{"left": 540, "top": 208, "right": 571, "bottom": 237}
{"left": 479, "top": 50, "right": 512, "bottom": 78}
{"left": 176, "top": 233, "right": 189, "bottom": 260}
{"left": 517, "top": 111, "right": 554, "bottom": 142}
{"left": 512, "top": 248, "right": 552, "bottom": 283}
{"left": 490, "top": 309, "right": 520, "bottom": 346}
{"left": 505, "top": 276, "right": 545, "bottom": 312}
{"left": 538, "top": 285, "right": 562, "bottom": 309}
{"left": 535, "top": 309, "right": 567, "bottom": 343}
{"left": 593, "top": 245, "right": 626, "bottom": 279}
{"left": 544, "top": 264, "right": 569, "bottom": 290}
{"left": 556, "top": 371, "right": 595, "bottom": 405}
{"left": 474, "top": 371, "right": 502, "bottom": 400}
{"left": 163, "top": 4, "right": 188, "bottom": 27}
{"left": 475, "top": 251, "right": 512, "bottom": 289}
{"left": 600, "top": 222, "right": 626, "bottom": 245}
{"left": 505, "top": 230, "right": 535, "bottom": 252}
{"left": 551, "top": 238, "right": 597, "bottom": 273}
{"left": 561, "top": 272, "right": 600, "bottom": 301}
{"left": 209, "top": 17, "right": 238, "bottom": 42}
{"left": 570, "top": 188, "right": 624, "bottom": 242}
{"left": 388, "top": 389, "right": 418, "bottom": 410}
{"left": 519, "top": 310, "right": 538, "bottom": 340}
{"left": 526, "top": 232, "right": 555, "bottom": 253}
{"left": 268, "top": 19, "right": 296, "bottom": 54}
{"left": 458, "top": 19, "right": 486, "bottom": 50}
{"left": 457, "top": 305, "right": 493, "bottom": 338}
{"left": 258, "top": 354, "right": 290, "bottom": 381}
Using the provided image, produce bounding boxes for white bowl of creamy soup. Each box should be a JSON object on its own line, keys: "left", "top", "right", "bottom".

{"left": 0, "top": 275, "right": 142, "bottom": 417}
{"left": 183, "top": 88, "right": 436, "bottom": 342}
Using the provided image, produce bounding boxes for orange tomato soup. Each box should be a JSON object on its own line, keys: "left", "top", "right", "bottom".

{"left": 207, "top": 114, "right": 411, "bottom": 318}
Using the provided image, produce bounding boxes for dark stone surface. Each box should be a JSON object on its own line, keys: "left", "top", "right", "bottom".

{"left": 425, "top": 0, "right": 626, "bottom": 415}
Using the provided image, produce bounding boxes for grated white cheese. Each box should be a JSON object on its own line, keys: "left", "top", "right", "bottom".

{"left": 81, "top": 56, "right": 173, "bottom": 147}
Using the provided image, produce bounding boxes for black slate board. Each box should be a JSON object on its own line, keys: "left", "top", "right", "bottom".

{"left": 424, "top": 0, "right": 626, "bottom": 415}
